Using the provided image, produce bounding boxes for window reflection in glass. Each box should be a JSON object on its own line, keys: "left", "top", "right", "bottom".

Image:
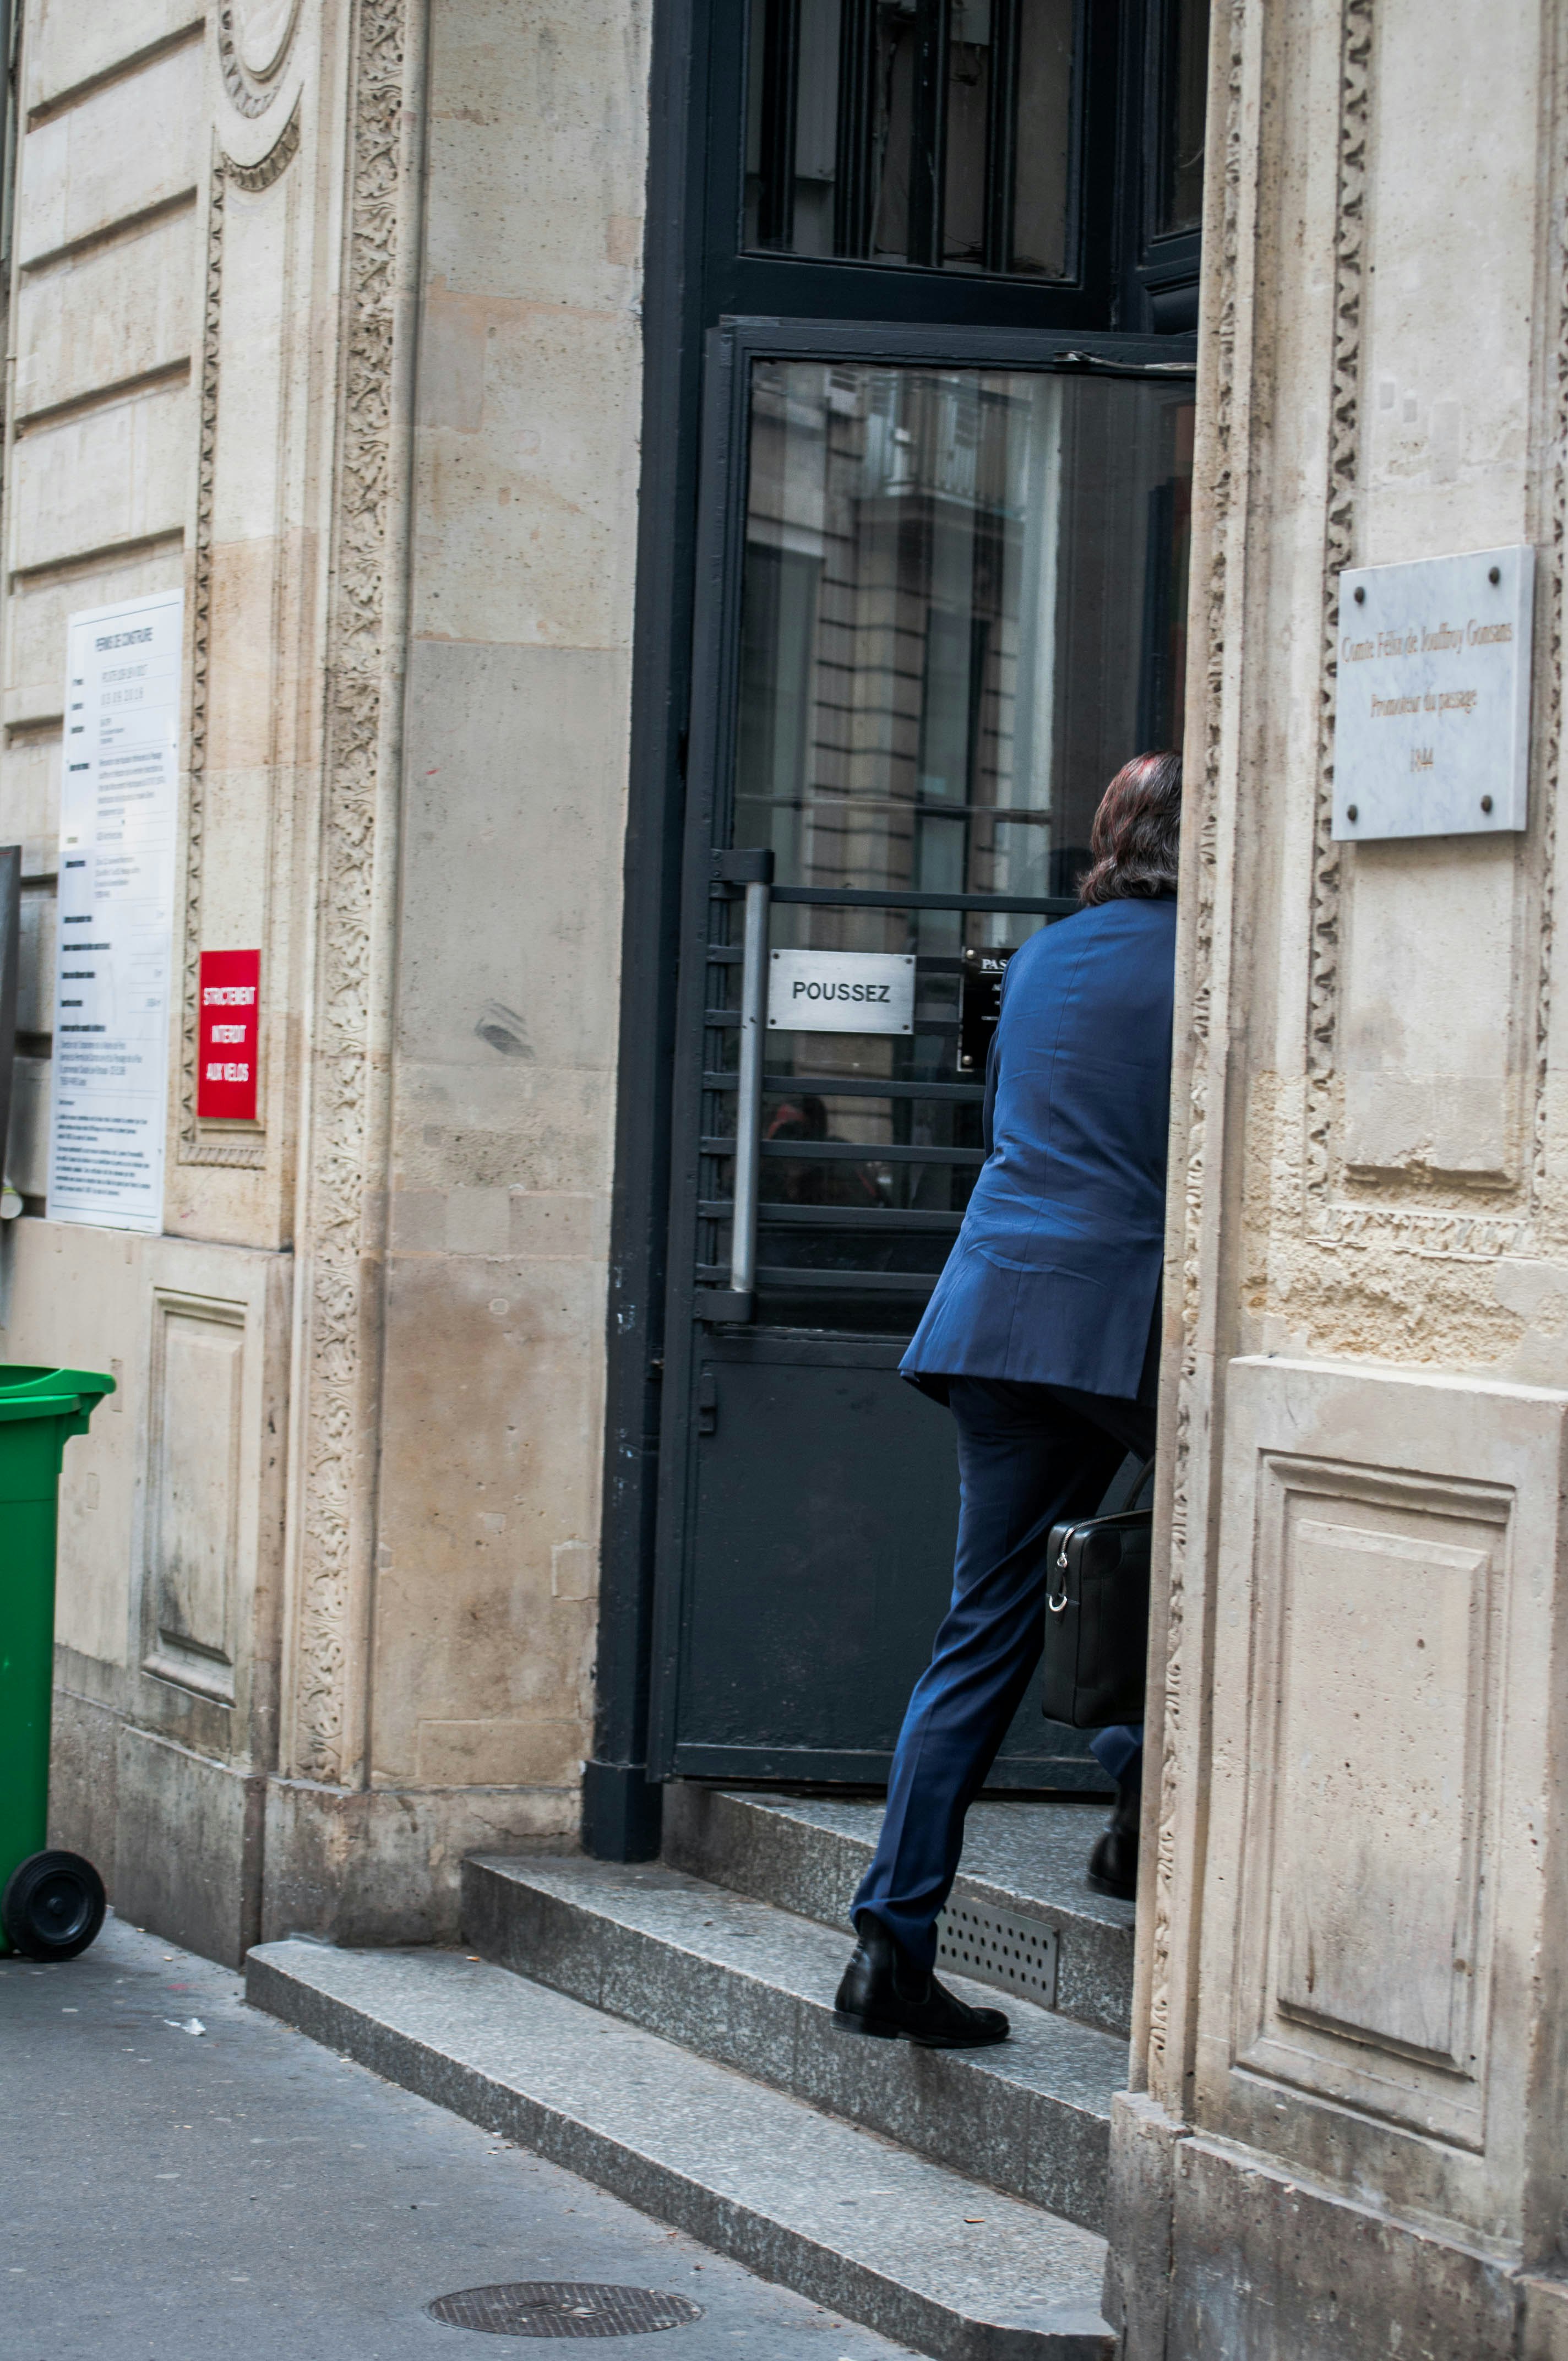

{"left": 709, "top": 1087, "right": 984, "bottom": 1202}
{"left": 707, "top": 1081, "right": 981, "bottom": 1302}
{"left": 1155, "top": 0, "right": 1210, "bottom": 238}
{"left": 733, "top": 360, "right": 1195, "bottom": 940}
{"left": 1011, "top": 1, "right": 1075, "bottom": 274}
{"left": 711, "top": 358, "right": 1194, "bottom": 1329}
{"left": 745, "top": 0, "right": 1076, "bottom": 278}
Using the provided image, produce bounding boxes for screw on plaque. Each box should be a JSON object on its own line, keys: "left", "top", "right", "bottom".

{"left": 1353, "top": 586, "right": 1366, "bottom": 603}
{"left": 1481, "top": 796, "right": 1494, "bottom": 813}
{"left": 1489, "top": 566, "right": 1501, "bottom": 584}
{"left": 1346, "top": 804, "right": 1358, "bottom": 822}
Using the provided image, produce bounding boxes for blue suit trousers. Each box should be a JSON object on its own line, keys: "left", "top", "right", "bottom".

{"left": 852, "top": 1376, "right": 1156, "bottom": 1968}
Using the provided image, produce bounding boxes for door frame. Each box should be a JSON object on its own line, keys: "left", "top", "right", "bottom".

{"left": 645, "top": 315, "right": 1196, "bottom": 1781}
{"left": 587, "top": 0, "right": 1206, "bottom": 1857}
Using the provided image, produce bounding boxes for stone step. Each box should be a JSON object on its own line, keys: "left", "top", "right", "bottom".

{"left": 462, "top": 1854, "right": 1125, "bottom": 2230}
{"left": 663, "top": 1787, "right": 1136, "bottom": 2040}
{"left": 246, "top": 1939, "right": 1114, "bottom": 2361}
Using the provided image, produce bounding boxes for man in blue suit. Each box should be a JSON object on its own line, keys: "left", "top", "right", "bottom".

{"left": 834, "top": 753, "right": 1180, "bottom": 2049}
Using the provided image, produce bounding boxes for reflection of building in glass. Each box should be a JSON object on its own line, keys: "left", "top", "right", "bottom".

{"left": 728, "top": 360, "right": 1188, "bottom": 1205}
{"left": 736, "top": 362, "right": 1193, "bottom": 946}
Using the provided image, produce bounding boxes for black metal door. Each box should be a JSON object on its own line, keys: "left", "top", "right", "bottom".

{"left": 648, "top": 320, "right": 1193, "bottom": 1784}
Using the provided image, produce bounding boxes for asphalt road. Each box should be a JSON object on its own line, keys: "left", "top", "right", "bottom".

{"left": 2, "top": 1912, "right": 916, "bottom": 2361}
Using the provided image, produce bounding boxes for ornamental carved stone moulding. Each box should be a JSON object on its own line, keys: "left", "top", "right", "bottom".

{"left": 218, "top": 0, "right": 301, "bottom": 117}
{"left": 1145, "top": 0, "right": 1251, "bottom": 2089}
{"left": 288, "top": 0, "right": 416, "bottom": 1783}
{"left": 178, "top": 95, "right": 303, "bottom": 1171}
{"left": 1298, "top": 0, "right": 1565, "bottom": 1262}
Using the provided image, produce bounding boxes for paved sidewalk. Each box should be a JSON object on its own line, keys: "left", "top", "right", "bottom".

{"left": 2, "top": 1913, "right": 916, "bottom": 2361}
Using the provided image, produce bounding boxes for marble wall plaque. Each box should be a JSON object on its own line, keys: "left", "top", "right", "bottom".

{"left": 1333, "top": 546, "right": 1533, "bottom": 840}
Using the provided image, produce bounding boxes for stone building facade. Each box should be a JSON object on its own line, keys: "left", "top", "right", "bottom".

{"left": 7, "top": 0, "right": 1568, "bottom": 2351}
{"left": 1112, "top": 1, "right": 1568, "bottom": 2348}
{"left": 6, "top": 0, "right": 649, "bottom": 1961}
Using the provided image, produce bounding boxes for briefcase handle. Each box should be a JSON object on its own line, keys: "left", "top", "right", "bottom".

{"left": 1096, "top": 1450, "right": 1156, "bottom": 1516}
{"left": 1046, "top": 1456, "right": 1155, "bottom": 1615}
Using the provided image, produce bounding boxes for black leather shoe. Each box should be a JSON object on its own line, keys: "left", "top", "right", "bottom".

{"left": 1086, "top": 1774, "right": 1141, "bottom": 1901}
{"left": 832, "top": 1915, "right": 1009, "bottom": 2048}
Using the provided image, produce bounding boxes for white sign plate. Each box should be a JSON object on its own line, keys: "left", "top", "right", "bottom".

{"left": 1333, "top": 545, "right": 1533, "bottom": 841}
{"left": 47, "top": 589, "right": 183, "bottom": 1232}
{"left": 768, "top": 948, "right": 915, "bottom": 1034}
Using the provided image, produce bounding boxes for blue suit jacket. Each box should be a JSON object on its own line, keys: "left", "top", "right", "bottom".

{"left": 901, "top": 894, "right": 1177, "bottom": 1401}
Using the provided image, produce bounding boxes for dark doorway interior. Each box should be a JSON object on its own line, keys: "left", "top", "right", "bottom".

{"left": 588, "top": 0, "right": 1206, "bottom": 1856}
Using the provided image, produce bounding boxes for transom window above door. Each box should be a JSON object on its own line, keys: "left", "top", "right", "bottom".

{"left": 745, "top": 0, "right": 1079, "bottom": 276}
{"left": 742, "top": 0, "right": 1211, "bottom": 317}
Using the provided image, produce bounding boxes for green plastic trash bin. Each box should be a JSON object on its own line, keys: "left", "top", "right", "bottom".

{"left": 1, "top": 1363, "right": 115, "bottom": 1960}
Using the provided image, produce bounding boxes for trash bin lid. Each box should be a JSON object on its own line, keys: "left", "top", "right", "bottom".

{"left": 0, "top": 1366, "right": 115, "bottom": 1424}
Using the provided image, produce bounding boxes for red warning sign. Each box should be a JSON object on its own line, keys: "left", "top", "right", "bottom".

{"left": 196, "top": 949, "right": 260, "bottom": 1121}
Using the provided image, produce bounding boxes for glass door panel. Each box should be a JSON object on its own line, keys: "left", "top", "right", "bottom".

{"left": 703, "top": 355, "right": 1192, "bottom": 1331}
{"left": 734, "top": 357, "right": 1191, "bottom": 890}
{"left": 652, "top": 331, "right": 1193, "bottom": 1785}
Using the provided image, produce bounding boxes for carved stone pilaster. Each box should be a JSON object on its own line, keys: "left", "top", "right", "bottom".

{"left": 1145, "top": 0, "right": 1253, "bottom": 2096}
{"left": 287, "top": 0, "right": 417, "bottom": 1783}
{"left": 178, "top": 90, "right": 302, "bottom": 1173}
{"left": 1529, "top": 26, "right": 1568, "bottom": 1217}
{"left": 1302, "top": 0, "right": 1371, "bottom": 1205}
{"left": 177, "top": 145, "right": 227, "bottom": 1169}
{"left": 1293, "top": 0, "right": 1560, "bottom": 1263}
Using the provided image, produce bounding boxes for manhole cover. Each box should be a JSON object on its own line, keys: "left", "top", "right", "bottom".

{"left": 427, "top": 2283, "right": 705, "bottom": 2339}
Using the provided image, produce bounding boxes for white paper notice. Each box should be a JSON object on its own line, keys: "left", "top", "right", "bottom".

{"left": 47, "top": 590, "right": 183, "bottom": 1232}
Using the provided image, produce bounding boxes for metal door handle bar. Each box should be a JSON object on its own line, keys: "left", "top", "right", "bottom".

{"left": 731, "top": 872, "right": 770, "bottom": 1294}
{"left": 696, "top": 848, "right": 772, "bottom": 1324}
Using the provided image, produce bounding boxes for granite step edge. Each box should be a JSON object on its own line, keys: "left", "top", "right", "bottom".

{"left": 246, "top": 1939, "right": 1114, "bottom": 2361}
{"left": 462, "top": 1853, "right": 1123, "bottom": 2230}
{"left": 662, "top": 1786, "right": 1135, "bottom": 2041}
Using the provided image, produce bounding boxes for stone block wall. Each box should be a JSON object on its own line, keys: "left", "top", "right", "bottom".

{"left": 1113, "top": 0, "right": 1568, "bottom": 2350}
{"left": 2, "top": 0, "right": 649, "bottom": 1960}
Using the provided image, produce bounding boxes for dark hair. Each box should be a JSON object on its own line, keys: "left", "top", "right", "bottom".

{"left": 1076, "top": 751, "right": 1183, "bottom": 906}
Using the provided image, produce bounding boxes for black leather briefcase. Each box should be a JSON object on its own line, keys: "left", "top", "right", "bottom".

{"left": 1039, "top": 1459, "right": 1155, "bottom": 1729}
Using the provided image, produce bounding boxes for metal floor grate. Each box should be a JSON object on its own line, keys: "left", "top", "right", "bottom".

{"left": 427, "top": 2283, "right": 705, "bottom": 2338}
{"left": 936, "top": 1900, "right": 1060, "bottom": 2009}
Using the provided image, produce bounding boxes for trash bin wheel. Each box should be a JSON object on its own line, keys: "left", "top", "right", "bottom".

{"left": 2, "top": 1849, "right": 106, "bottom": 1960}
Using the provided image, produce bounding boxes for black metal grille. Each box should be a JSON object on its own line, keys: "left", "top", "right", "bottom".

{"left": 427, "top": 2283, "right": 705, "bottom": 2339}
